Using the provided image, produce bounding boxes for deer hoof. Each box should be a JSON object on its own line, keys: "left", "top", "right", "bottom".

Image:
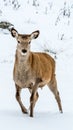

{"left": 22, "top": 108, "right": 28, "bottom": 114}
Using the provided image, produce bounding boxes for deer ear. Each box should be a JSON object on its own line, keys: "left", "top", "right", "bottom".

{"left": 31, "top": 30, "right": 40, "bottom": 39}
{"left": 11, "top": 28, "right": 18, "bottom": 38}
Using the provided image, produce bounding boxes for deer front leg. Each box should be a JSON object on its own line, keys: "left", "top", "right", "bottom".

{"left": 30, "top": 85, "right": 39, "bottom": 117}
{"left": 30, "top": 78, "right": 42, "bottom": 117}
{"left": 29, "top": 88, "right": 39, "bottom": 107}
{"left": 15, "top": 84, "right": 28, "bottom": 114}
{"left": 30, "top": 91, "right": 39, "bottom": 117}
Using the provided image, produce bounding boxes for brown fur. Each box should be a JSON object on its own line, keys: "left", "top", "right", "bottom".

{"left": 11, "top": 28, "right": 63, "bottom": 117}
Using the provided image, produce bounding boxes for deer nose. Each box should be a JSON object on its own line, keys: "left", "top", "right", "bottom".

{"left": 22, "top": 49, "right": 27, "bottom": 53}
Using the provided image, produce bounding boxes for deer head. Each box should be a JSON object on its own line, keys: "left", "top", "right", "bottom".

{"left": 11, "top": 28, "right": 40, "bottom": 56}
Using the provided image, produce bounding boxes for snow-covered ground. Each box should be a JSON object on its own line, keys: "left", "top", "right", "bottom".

{"left": 0, "top": 0, "right": 73, "bottom": 130}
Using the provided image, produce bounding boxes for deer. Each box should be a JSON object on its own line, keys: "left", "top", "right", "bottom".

{"left": 10, "top": 28, "right": 63, "bottom": 117}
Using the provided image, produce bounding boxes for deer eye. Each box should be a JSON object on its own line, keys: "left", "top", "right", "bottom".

{"left": 29, "top": 41, "right": 31, "bottom": 44}
{"left": 18, "top": 40, "right": 20, "bottom": 43}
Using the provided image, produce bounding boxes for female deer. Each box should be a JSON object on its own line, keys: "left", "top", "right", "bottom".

{"left": 10, "top": 28, "right": 63, "bottom": 117}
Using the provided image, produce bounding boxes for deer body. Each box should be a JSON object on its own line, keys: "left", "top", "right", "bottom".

{"left": 11, "top": 28, "right": 63, "bottom": 117}
{"left": 14, "top": 52, "right": 54, "bottom": 88}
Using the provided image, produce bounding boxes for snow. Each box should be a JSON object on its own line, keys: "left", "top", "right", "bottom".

{"left": 0, "top": 0, "right": 73, "bottom": 130}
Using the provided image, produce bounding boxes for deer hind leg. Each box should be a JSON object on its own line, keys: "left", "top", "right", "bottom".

{"left": 47, "top": 75, "right": 63, "bottom": 113}
{"left": 15, "top": 84, "right": 28, "bottom": 114}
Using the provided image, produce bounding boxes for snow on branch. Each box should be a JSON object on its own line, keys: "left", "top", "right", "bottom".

{"left": 44, "top": 48, "right": 64, "bottom": 59}
{"left": 3, "top": 0, "right": 20, "bottom": 9}
{"left": 0, "top": 21, "right": 14, "bottom": 34}
{"left": 55, "top": 2, "right": 71, "bottom": 26}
